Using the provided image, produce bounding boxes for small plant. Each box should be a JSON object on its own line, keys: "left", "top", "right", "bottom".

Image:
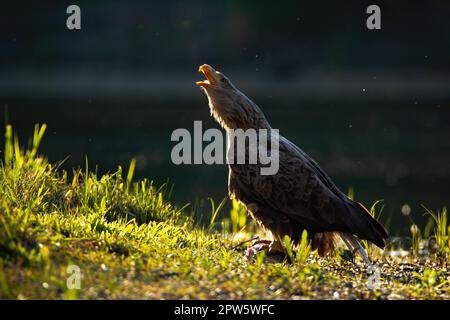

{"left": 361, "top": 200, "right": 385, "bottom": 255}
{"left": 347, "top": 186, "right": 354, "bottom": 201}
{"left": 400, "top": 203, "right": 424, "bottom": 256}
{"left": 295, "top": 230, "right": 311, "bottom": 265}
{"left": 410, "top": 223, "right": 422, "bottom": 256}
{"left": 298, "top": 265, "right": 322, "bottom": 286}
{"left": 423, "top": 206, "right": 449, "bottom": 262}
{"left": 283, "top": 235, "right": 295, "bottom": 262}
{"left": 229, "top": 198, "right": 247, "bottom": 234}
{"left": 208, "top": 197, "right": 227, "bottom": 230}
{"left": 413, "top": 268, "right": 446, "bottom": 289}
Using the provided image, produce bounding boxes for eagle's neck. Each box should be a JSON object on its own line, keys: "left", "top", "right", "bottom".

{"left": 208, "top": 93, "right": 271, "bottom": 131}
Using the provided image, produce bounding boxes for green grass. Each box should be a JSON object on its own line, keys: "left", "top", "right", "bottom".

{"left": 0, "top": 124, "right": 449, "bottom": 299}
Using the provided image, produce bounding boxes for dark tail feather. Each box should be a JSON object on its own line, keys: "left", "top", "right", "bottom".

{"left": 344, "top": 200, "right": 388, "bottom": 249}
{"left": 355, "top": 202, "right": 388, "bottom": 239}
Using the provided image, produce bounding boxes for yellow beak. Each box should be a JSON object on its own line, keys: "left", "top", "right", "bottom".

{"left": 196, "top": 64, "right": 216, "bottom": 86}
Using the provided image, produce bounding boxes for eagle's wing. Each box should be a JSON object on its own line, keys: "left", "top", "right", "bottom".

{"left": 230, "top": 138, "right": 346, "bottom": 231}
{"left": 229, "top": 136, "right": 387, "bottom": 247}
{"left": 284, "top": 138, "right": 347, "bottom": 199}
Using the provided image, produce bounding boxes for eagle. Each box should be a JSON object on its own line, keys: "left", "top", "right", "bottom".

{"left": 196, "top": 64, "right": 388, "bottom": 263}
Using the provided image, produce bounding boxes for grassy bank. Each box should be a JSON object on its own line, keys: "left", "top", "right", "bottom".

{"left": 0, "top": 125, "right": 449, "bottom": 299}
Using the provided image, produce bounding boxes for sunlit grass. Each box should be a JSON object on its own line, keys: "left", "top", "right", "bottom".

{"left": 0, "top": 125, "right": 449, "bottom": 299}
{"left": 423, "top": 206, "right": 449, "bottom": 263}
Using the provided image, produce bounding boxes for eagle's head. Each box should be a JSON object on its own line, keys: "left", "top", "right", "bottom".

{"left": 196, "top": 64, "right": 269, "bottom": 130}
{"left": 196, "top": 64, "right": 237, "bottom": 92}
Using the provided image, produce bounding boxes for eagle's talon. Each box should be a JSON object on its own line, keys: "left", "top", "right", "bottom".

{"left": 244, "top": 240, "right": 292, "bottom": 263}
{"left": 244, "top": 240, "right": 271, "bottom": 261}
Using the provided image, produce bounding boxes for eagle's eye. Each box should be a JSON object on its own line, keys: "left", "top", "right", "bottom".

{"left": 220, "top": 77, "right": 226, "bottom": 83}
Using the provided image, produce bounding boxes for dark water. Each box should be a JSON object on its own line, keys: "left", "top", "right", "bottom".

{"left": 3, "top": 98, "right": 449, "bottom": 235}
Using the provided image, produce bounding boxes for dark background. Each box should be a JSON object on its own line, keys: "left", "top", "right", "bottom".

{"left": 1, "top": 0, "right": 449, "bottom": 235}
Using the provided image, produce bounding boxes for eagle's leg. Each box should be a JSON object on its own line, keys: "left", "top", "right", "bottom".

{"left": 243, "top": 204, "right": 294, "bottom": 262}
{"left": 339, "top": 232, "right": 372, "bottom": 267}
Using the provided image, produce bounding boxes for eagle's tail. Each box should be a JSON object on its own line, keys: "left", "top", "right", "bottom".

{"left": 343, "top": 200, "right": 389, "bottom": 249}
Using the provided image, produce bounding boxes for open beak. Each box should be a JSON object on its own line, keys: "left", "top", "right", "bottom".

{"left": 196, "top": 64, "right": 217, "bottom": 87}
